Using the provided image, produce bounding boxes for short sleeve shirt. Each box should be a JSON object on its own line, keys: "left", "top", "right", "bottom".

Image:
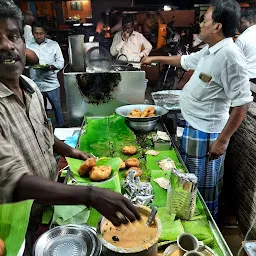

{"left": 0, "top": 75, "right": 58, "bottom": 203}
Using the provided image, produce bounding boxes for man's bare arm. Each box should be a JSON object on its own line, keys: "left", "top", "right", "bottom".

{"left": 14, "top": 175, "right": 140, "bottom": 226}
{"left": 209, "top": 104, "right": 249, "bottom": 160}
{"left": 141, "top": 55, "right": 182, "bottom": 67}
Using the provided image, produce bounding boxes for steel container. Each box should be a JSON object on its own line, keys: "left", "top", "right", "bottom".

{"left": 98, "top": 205, "right": 162, "bottom": 256}
{"left": 116, "top": 104, "right": 169, "bottom": 133}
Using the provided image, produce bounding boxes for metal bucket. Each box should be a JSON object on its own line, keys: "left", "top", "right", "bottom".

{"left": 98, "top": 205, "right": 162, "bottom": 256}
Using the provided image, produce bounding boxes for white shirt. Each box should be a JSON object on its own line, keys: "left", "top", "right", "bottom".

{"left": 180, "top": 38, "right": 253, "bottom": 133}
{"left": 23, "top": 25, "right": 34, "bottom": 44}
{"left": 26, "top": 39, "right": 64, "bottom": 92}
{"left": 110, "top": 31, "right": 152, "bottom": 67}
{"left": 235, "top": 25, "right": 256, "bottom": 79}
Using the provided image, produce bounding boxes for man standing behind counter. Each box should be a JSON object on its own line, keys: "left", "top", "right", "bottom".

{"left": 27, "top": 21, "right": 65, "bottom": 127}
{"left": 236, "top": 9, "right": 256, "bottom": 91}
{"left": 142, "top": 0, "right": 253, "bottom": 219}
{"left": 0, "top": 0, "right": 140, "bottom": 253}
{"left": 110, "top": 14, "right": 152, "bottom": 68}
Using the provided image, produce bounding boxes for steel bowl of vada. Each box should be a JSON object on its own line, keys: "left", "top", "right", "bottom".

{"left": 116, "top": 104, "right": 168, "bottom": 132}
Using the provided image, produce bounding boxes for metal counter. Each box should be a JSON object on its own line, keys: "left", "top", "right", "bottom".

{"left": 70, "top": 117, "right": 233, "bottom": 256}
{"left": 63, "top": 64, "right": 147, "bottom": 127}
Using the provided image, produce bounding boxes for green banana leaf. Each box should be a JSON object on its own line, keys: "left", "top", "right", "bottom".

{"left": 0, "top": 200, "right": 33, "bottom": 256}
{"left": 146, "top": 150, "right": 185, "bottom": 171}
{"left": 150, "top": 169, "right": 171, "bottom": 207}
{"left": 157, "top": 207, "right": 184, "bottom": 242}
{"left": 79, "top": 118, "right": 110, "bottom": 157}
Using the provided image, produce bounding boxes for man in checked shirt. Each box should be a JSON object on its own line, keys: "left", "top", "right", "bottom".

{"left": 0, "top": 0, "right": 140, "bottom": 254}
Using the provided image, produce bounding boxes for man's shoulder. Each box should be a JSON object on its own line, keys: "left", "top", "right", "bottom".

{"left": 21, "top": 75, "right": 41, "bottom": 94}
{"left": 46, "top": 39, "right": 60, "bottom": 47}
{"left": 133, "top": 31, "right": 142, "bottom": 36}
{"left": 114, "top": 31, "right": 122, "bottom": 37}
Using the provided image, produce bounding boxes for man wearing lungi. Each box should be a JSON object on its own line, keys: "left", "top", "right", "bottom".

{"left": 142, "top": 0, "right": 253, "bottom": 220}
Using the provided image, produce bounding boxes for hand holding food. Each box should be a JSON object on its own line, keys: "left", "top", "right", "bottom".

{"left": 141, "top": 56, "right": 154, "bottom": 65}
{"left": 122, "top": 145, "right": 137, "bottom": 155}
{"left": 69, "top": 148, "right": 93, "bottom": 161}
{"left": 88, "top": 186, "right": 141, "bottom": 226}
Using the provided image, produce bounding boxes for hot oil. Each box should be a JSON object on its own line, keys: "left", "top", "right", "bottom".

{"left": 102, "top": 215, "right": 157, "bottom": 249}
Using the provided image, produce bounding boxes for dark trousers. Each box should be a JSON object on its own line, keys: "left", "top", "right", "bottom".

{"left": 42, "top": 87, "right": 64, "bottom": 127}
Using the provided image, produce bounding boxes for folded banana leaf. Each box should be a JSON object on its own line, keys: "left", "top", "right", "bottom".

{"left": 157, "top": 207, "right": 184, "bottom": 242}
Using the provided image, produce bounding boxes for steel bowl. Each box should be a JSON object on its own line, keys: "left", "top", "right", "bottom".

{"left": 33, "top": 224, "right": 101, "bottom": 256}
{"left": 98, "top": 205, "right": 162, "bottom": 256}
{"left": 116, "top": 104, "right": 168, "bottom": 132}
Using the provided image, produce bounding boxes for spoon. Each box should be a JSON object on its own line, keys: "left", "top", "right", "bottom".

{"left": 146, "top": 207, "right": 158, "bottom": 227}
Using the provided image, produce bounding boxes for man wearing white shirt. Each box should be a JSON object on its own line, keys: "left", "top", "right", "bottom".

{"left": 27, "top": 21, "right": 65, "bottom": 127}
{"left": 23, "top": 11, "right": 35, "bottom": 44}
{"left": 142, "top": 0, "right": 253, "bottom": 219}
{"left": 236, "top": 9, "right": 256, "bottom": 88}
{"left": 110, "top": 15, "right": 152, "bottom": 68}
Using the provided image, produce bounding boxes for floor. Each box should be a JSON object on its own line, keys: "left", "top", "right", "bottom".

{"left": 47, "top": 61, "right": 246, "bottom": 256}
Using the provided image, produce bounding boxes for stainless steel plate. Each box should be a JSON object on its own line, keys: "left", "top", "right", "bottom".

{"left": 33, "top": 225, "right": 101, "bottom": 256}
{"left": 115, "top": 104, "right": 168, "bottom": 122}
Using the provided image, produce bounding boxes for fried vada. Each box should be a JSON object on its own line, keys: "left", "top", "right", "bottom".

{"left": 125, "top": 167, "right": 143, "bottom": 177}
{"left": 125, "top": 158, "right": 140, "bottom": 168}
{"left": 122, "top": 145, "right": 137, "bottom": 155}
{"left": 119, "top": 158, "right": 126, "bottom": 169}
{"left": 141, "top": 106, "right": 155, "bottom": 118}
{"left": 89, "top": 166, "right": 112, "bottom": 181}
{"left": 78, "top": 157, "right": 96, "bottom": 176}
{"left": 0, "top": 239, "right": 5, "bottom": 256}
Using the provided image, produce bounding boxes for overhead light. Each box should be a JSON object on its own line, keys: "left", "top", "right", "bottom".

{"left": 164, "top": 5, "right": 172, "bottom": 11}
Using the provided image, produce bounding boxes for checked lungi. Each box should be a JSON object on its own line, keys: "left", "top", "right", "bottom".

{"left": 180, "top": 123, "right": 225, "bottom": 220}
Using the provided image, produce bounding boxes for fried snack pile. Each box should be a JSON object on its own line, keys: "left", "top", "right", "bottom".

{"left": 78, "top": 157, "right": 112, "bottom": 181}
{"left": 128, "top": 106, "right": 155, "bottom": 118}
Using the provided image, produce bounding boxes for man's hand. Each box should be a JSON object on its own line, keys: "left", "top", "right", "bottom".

{"left": 208, "top": 139, "right": 228, "bottom": 161}
{"left": 69, "top": 148, "right": 92, "bottom": 160}
{"left": 89, "top": 187, "right": 141, "bottom": 226}
{"left": 53, "top": 136, "right": 91, "bottom": 160}
{"left": 45, "top": 65, "right": 57, "bottom": 71}
{"left": 141, "top": 56, "right": 154, "bottom": 65}
{"left": 121, "top": 32, "right": 129, "bottom": 41}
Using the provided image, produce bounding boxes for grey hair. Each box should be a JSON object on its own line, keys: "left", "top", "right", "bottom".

{"left": 0, "top": 0, "right": 23, "bottom": 35}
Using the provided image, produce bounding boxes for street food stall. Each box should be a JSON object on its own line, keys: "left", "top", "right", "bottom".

{"left": 30, "top": 42, "right": 233, "bottom": 255}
